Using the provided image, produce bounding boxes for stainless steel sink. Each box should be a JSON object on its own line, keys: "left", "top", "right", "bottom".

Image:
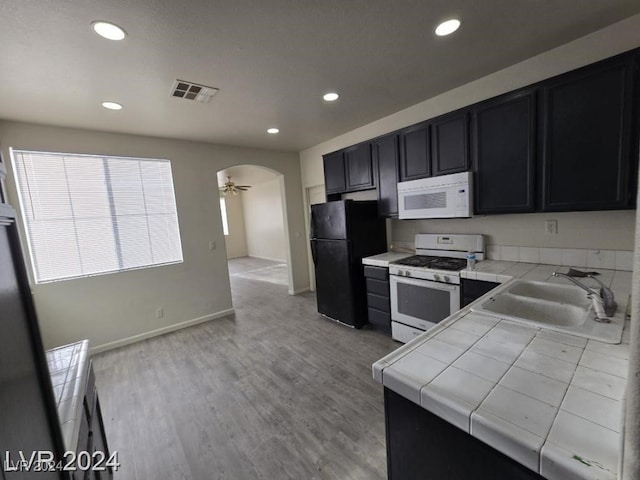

{"left": 470, "top": 280, "right": 624, "bottom": 343}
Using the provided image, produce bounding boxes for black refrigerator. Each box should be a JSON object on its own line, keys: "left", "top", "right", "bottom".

{"left": 310, "top": 200, "right": 387, "bottom": 328}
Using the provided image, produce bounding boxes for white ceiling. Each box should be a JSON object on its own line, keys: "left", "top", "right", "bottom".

{"left": 1, "top": 1, "right": 639, "bottom": 152}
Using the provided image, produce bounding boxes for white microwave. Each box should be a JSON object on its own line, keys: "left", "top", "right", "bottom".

{"left": 397, "top": 171, "right": 472, "bottom": 219}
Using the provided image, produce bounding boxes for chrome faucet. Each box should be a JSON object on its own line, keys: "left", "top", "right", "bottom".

{"left": 552, "top": 270, "right": 616, "bottom": 323}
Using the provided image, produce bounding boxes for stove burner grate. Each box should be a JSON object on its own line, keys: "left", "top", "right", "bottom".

{"left": 393, "top": 255, "right": 467, "bottom": 271}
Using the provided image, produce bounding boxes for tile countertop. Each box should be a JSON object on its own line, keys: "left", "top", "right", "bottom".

{"left": 362, "top": 251, "right": 414, "bottom": 267}
{"left": 373, "top": 260, "right": 632, "bottom": 480}
{"left": 46, "top": 340, "right": 90, "bottom": 451}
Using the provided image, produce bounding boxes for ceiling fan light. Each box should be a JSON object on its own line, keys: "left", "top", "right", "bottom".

{"left": 219, "top": 175, "right": 251, "bottom": 195}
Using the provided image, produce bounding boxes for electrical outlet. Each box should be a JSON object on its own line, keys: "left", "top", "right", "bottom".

{"left": 545, "top": 219, "right": 558, "bottom": 235}
{"left": 209, "top": 240, "right": 216, "bottom": 250}
{"left": 156, "top": 308, "right": 164, "bottom": 319}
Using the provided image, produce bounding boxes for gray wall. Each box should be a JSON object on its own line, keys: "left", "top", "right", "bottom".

{"left": 0, "top": 121, "right": 309, "bottom": 352}
{"left": 243, "top": 177, "right": 287, "bottom": 262}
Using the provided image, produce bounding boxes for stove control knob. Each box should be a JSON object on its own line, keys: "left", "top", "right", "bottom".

{"left": 434, "top": 274, "right": 441, "bottom": 282}
{"left": 405, "top": 270, "right": 411, "bottom": 278}
{"left": 443, "top": 275, "right": 450, "bottom": 283}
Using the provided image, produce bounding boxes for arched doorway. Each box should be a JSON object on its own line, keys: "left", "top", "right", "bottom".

{"left": 217, "top": 165, "right": 292, "bottom": 296}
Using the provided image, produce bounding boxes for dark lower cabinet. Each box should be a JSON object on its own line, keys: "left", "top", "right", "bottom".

{"left": 431, "top": 110, "right": 470, "bottom": 176}
{"left": 473, "top": 90, "right": 537, "bottom": 214}
{"left": 78, "top": 361, "right": 113, "bottom": 480}
{"left": 373, "top": 133, "right": 400, "bottom": 217}
{"left": 399, "top": 122, "right": 431, "bottom": 181}
{"left": 541, "top": 55, "right": 635, "bottom": 211}
{"left": 364, "top": 265, "right": 391, "bottom": 334}
{"left": 385, "top": 388, "right": 545, "bottom": 480}
{"left": 461, "top": 278, "right": 501, "bottom": 307}
{"left": 345, "top": 142, "right": 374, "bottom": 191}
{"left": 323, "top": 150, "right": 346, "bottom": 195}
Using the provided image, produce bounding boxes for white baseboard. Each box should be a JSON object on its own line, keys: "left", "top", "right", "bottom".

{"left": 89, "top": 308, "right": 235, "bottom": 355}
{"left": 289, "top": 287, "right": 311, "bottom": 295}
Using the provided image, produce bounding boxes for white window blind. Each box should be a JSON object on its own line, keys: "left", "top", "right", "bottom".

{"left": 10, "top": 149, "right": 184, "bottom": 283}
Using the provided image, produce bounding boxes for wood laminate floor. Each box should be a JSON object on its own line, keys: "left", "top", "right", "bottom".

{"left": 93, "top": 258, "right": 398, "bottom": 479}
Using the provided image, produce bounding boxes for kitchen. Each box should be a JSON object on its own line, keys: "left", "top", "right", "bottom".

{"left": 2, "top": 2, "right": 640, "bottom": 480}
{"left": 302, "top": 9, "right": 640, "bottom": 480}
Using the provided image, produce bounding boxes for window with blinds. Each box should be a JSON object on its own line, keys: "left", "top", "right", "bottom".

{"left": 10, "top": 149, "right": 184, "bottom": 283}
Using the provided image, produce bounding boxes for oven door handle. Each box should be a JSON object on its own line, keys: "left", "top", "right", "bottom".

{"left": 390, "top": 275, "right": 459, "bottom": 291}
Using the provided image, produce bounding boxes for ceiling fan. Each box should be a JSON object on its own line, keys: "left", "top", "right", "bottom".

{"left": 219, "top": 176, "right": 251, "bottom": 195}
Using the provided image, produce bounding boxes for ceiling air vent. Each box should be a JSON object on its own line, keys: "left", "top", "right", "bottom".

{"left": 170, "top": 80, "right": 219, "bottom": 103}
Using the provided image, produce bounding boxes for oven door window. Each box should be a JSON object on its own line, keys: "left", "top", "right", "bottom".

{"left": 390, "top": 276, "right": 460, "bottom": 330}
{"left": 396, "top": 282, "right": 451, "bottom": 323}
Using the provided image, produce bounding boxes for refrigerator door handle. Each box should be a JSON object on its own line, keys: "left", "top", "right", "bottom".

{"left": 310, "top": 240, "right": 318, "bottom": 266}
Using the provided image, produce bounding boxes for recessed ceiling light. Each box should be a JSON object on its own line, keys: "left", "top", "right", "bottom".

{"left": 267, "top": 128, "right": 280, "bottom": 134}
{"left": 323, "top": 92, "right": 339, "bottom": 102}
{"left": 102, "top": 101, "right": 123, "bottom": 110}
{"left": 92, "top": 21, "right": 126, "bottom": 41}
{"left": 435, "top": 19, "right": 461, "bottom": 36}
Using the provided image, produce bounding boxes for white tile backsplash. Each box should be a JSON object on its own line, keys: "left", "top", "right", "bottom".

{"left": 561, "top": 249, "right": 588, "bottom": 267}
{"left": 501, "top": 246, "right": 519, "bottom": 262}
{"left": 518, "top": 247, "right": 540, "bottom": 264}
{"left": 587, "top": 249, "right": 616, "bottom": 269}
{"left": 540, "top": 248, "right": 563, "bottom": 265}
{"left": 485, "top": 245, "right": 633, "bottom": 271}
{"left": 615, "top": 250, "right": 633, "bottom": 271}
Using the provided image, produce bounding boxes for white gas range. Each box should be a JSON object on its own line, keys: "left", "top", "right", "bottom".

{"left": 389, "top": 234, "right": 485, "bottom": 343}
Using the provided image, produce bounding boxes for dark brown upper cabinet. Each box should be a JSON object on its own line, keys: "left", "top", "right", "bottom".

{"left": 540, "top": 55, "right": 635, "bottom": 212}
{"left": 373, "top": 133, "right": 400, "bottom": 217}
{"left": 345, "top": 142, "right": 375, "bottom": 191}
{"left": 322, "top": 47, "right": 639, "bottom": 217}
{"left": 431, "top": 110, "right": 470, "bottom": 176}
{"left": 399, "top": 122, "right": 430, "bottom": 181}
{"left": 323, "top": 150, "right": 346, "bottom": 195}
{"left": 472, "top": 90, "right": 537, "bottom": 214}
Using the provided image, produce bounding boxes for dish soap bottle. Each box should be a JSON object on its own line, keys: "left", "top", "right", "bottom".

{"left": 466, "top": 250, "right": 476, "bottom": 270}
